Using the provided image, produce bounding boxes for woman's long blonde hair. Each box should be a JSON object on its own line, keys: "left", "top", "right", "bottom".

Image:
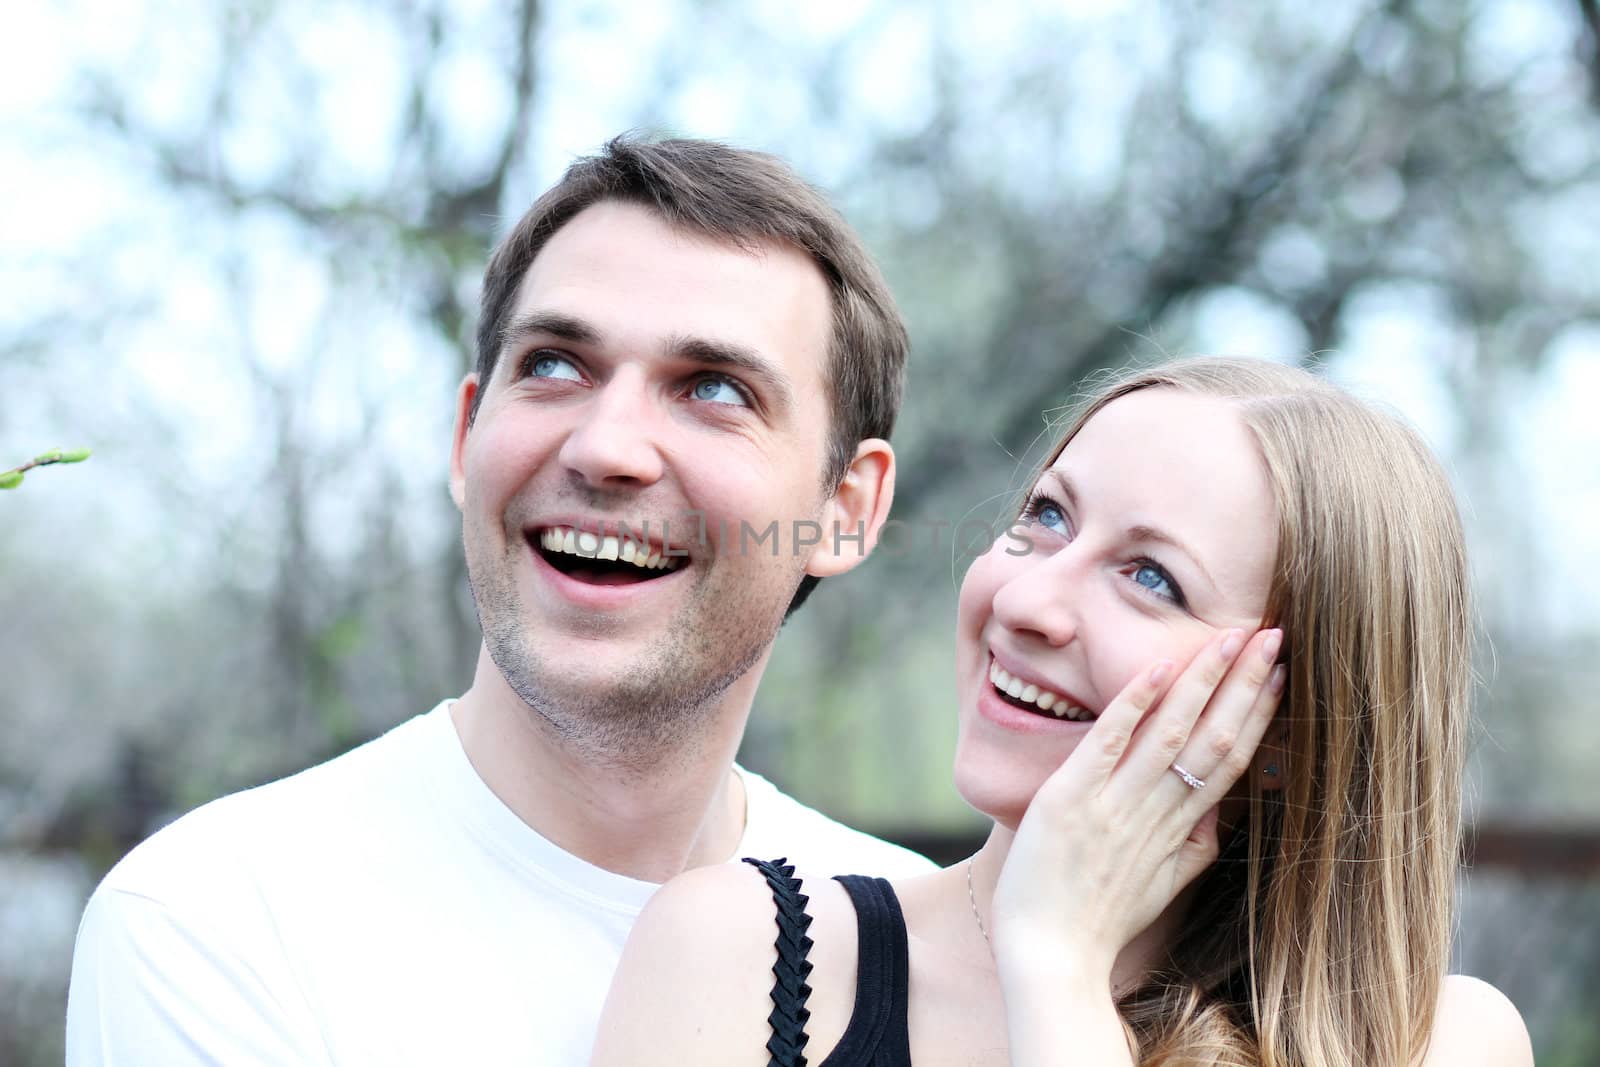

{"left": 1038, "top": 357, "right": 1470, "bottom": 1066}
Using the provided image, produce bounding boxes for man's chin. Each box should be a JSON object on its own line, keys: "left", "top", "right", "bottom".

{"left": 492, "top": 638, "right": 707, "bottom": 721}
{"left": 478, "top": 594, "right": 782, "bottom": 753}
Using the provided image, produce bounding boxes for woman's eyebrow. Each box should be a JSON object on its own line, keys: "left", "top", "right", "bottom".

{"left": 1125, "top": 523, "right": 1216, "bottom": 591}
{"left": 1040, "top": 468, "right": 1079, "bottom": 510}
{"left": 1046, "top": 470, "right": 1217, "bottom": 591}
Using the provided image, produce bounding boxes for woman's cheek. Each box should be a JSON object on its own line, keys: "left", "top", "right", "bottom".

{"left": 957, "top": 544, "right": 1015, "bottom": 622}
{"left": 1105, "top": 618, "right": 1218, "bottom": 703}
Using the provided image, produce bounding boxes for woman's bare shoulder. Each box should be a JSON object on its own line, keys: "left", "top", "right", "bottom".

{"left": 592, "top": 862, "right": 781, "bottom": 1065}
{"left": 591, "top": 860, "right": 859, "bottom": 1066}
{"left": 1417, "top": 975, "right": 1533, "bottom": 1067}
{"left": 626, "top": 859, "right": 860, "bottom": 955}
{"left": 633, "top": 860, "right": 785, "bottom": 945}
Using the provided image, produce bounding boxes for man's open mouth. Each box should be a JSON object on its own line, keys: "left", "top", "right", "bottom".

{"left": 533, "top": 526, "right": 685, "bottom": 586}
{"left": 988, "top": 659, "right": 1097, "bottom": 722}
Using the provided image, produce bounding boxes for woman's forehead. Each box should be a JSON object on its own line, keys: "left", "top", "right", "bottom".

{"left": 1053, "top": 389, "right": 1278, "bottom": 615}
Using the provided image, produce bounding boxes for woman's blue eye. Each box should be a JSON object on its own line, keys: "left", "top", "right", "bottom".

{"left": 530, "top": 354, "right": 582, "bottom": 381}
{"left": 690, "top": 376, "right": 748, "bottom": 406}
{"left": 1132, "top": 563, "right": 1177, "bottom": 600}
{"left": 1025, "top": 495, "right": 1069, "bottom": 536}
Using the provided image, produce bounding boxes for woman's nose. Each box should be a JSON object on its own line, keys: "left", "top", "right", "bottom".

{"left": 990, "top": 547, "right": 1081, "bottom": 647}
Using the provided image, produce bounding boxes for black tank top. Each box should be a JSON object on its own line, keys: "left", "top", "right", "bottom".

{"left": 743, "top": 857, "right": 913, "bottom": 1067}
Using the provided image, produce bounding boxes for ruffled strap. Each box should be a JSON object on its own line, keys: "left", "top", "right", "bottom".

{"left": 742, "top": 856, "right": 816, "bottom": 1067}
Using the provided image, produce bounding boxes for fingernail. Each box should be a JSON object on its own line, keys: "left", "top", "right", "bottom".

{"left": 1149, "top": 660, "right": 1173, "bottom": 686}
{"left": 1219, "top": 629, "right": 1244, "bottom": 661}
{"left": 1260, "top": 628, "right": 1283, "bottom": 664}
{"left": 1268, "top": 664, "right": 1287, "bottom": 695}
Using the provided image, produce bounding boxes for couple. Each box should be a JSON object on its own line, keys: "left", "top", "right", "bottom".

{"left": 66, "top": 137, "right": 1528, "bottom": 1065}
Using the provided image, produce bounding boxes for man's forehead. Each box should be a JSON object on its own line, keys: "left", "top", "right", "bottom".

{"left": 498, "top": 201, "right": 835, "bottom": 434}
{"left": 524, "top": 200, "right": 804, "bottom": 280}
{"left": 510, "top": 202, "right": 832, "bottom": 356}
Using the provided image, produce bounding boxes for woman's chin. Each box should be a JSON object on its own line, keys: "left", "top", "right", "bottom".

{"left": 952, "top": 748, "right": 1045, "bottom": 831}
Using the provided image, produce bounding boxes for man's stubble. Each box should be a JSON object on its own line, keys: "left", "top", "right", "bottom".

{"left": 464, "top": 516, "right": 803, "bottom": 778}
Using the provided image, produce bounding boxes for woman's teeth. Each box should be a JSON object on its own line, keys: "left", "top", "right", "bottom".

{"left": 538, "top": 527, "right": 681, "bottom": 571}
{"left": 988, "top": 661, "right": 1095, "bottom": 721}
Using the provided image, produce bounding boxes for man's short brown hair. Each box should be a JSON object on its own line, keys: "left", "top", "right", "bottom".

{"left": 474, "top": 135, "right": 910, "bottom": 614}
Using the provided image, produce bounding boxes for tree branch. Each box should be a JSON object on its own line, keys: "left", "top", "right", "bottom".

{"left": 1580, "top": 0, "right": 1600, "bottom": 109}
{"left": 893, "top": 0, "right": 1410, "bottom": 517}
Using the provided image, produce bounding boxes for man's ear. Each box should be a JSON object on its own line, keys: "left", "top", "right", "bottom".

{"left": 804, "top": 438, "right": 895, "bottom": 578}
{"left": 449, "top": 373, "right": 480, "bottom": 511}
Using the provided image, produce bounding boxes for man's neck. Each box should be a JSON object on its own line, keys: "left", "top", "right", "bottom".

{"left": 449, "top": 646, "right": 760, "bottom": 884}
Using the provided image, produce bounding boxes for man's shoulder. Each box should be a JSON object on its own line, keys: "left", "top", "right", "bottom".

{"left": 95, "top": 706, "right": 444, "bottom": 908}
{"left": 737, "top": 766, "right": 936, "bottom": 877}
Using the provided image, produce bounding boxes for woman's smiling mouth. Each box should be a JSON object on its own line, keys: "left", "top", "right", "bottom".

{"left": 988, "top": 658, "right": 1097, "bottom": 721}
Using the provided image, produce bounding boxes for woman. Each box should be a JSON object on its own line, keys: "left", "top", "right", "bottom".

{"left": 592, "top": 358, "right": 1531, "bottom": 1066}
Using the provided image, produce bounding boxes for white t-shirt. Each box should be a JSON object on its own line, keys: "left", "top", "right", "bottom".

{"left": 65, "top": 700, "right": 933, "bottom": 1066}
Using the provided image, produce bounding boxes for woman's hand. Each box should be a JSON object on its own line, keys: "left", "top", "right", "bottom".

{"left": 992, "top": 626, "right": 1285, "bottom": 984}
{"left": 989, "top": 627, "right": 1284, "bottom": 1065}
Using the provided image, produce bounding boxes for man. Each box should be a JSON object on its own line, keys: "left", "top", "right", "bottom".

{"left": 65, "top": 136, "right": 932, "bottom": 1065}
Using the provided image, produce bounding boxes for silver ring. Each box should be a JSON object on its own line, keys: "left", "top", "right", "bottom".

{"left": 1170, "top": 763, "right": 1206, "bottom": 790}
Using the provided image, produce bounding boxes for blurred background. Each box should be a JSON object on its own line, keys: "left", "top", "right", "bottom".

{"left": 4, "top": 0, "right": 1598, "bottom": 1062}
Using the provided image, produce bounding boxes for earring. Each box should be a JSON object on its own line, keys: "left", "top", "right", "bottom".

{"left": 1262, "top": 762, "right": 1279, "bottom": 778}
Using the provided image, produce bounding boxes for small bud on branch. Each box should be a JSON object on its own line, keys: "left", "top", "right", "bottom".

{"left": 1, "top": 447, "right": 92, "bottom": 490}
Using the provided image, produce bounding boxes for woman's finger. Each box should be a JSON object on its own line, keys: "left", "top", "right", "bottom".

{"left": 1171, "top": 804, "right": 1223, "bottom": 892}
{"left": 1049, "top": 657, "right": 1176, "bottom": 794}
{"left": 1111, "top": 627, "right": 1252, "bottom": 791}
{"left": 1175, "top": 658, "right": 1287, "bottom": 814}
{"left": 1154, "top": 627, "right": 1281, "bottom": 799}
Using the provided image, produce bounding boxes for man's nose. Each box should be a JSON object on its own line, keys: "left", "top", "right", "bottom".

{"left": 556, "top": 370, "right": 666, "bottom": 488}
{"left": 991, "top": 546, "right": 1081, "bottom": 647}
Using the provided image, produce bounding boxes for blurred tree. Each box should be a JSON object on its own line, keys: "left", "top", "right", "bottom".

{"left": 4, "top": 0, "right": 543, "bottom": 857}
{"left": 4, "top": 0, "right": 1597, "bottom": 869}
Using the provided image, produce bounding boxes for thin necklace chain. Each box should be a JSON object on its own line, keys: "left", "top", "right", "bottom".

{"left": 966, "top": 858, "right": 991, "bottom": 948}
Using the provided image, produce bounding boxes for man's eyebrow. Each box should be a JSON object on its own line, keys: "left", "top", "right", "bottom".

{"left": 668, "top": 335, "right": 795, "bottom": 415}
{"left": 499, "top": 311, "right": 602, "bottom": 351}
{"left": 1044, "top": 470, "right": 1217, "bottom": 591}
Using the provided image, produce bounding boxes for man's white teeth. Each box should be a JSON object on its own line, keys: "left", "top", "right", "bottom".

{"left": 988, "top": 660, "right": 1094, "bottom": 721}
{"left": 538, "top": 527, "right": 680, "bottom": 571}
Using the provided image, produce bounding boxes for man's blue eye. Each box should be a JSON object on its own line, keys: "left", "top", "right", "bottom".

{"left": 691, "top": 377, "right": 748, "bottom": 406}
{"left": 530, "top": 354, "right": 581, "bottom": 381}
